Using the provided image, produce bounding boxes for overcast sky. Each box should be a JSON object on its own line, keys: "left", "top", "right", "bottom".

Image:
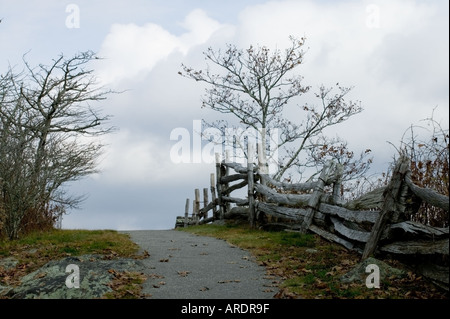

{"left": 1, "top": 0, "right": 448, "bottom": 230}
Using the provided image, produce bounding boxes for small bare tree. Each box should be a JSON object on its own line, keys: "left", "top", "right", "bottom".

{"left": 397, "top": 110, "right": 449, "bottom": 227}
{"left": 0, "top": 51, "right": 114, "bottom": 239}
{"left": 180, "top": 36, "right": 371, "bottom": 183}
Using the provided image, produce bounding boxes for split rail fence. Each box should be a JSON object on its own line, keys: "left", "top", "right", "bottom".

{"left": 176, "top": 152, "right": 449, "bottom": 290}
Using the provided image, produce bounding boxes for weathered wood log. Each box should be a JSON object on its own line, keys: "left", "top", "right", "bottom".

{"left": 194, "top": 189, "right": 200, "bottom": 224}
{"left": 362, "top": 155, "right": 410, "bottom": 259}
{"left": 255, "top": 183, "right": 310, "bottom": 206}
{"left": 332, "top": 163, "right": 344, "bottom": 204}
{"left": 202, "top": 188, "right": 209, "bottom": 219}
{"left": 198, "top": 215, "right": 215, "bottom": 225}
{"left": 225, "top": 180, "right": 248, "bottom": 195}
{"left": 222, "top": 162, "right": 253, "bottom": 174}
{"left": 221, "top": 196, "right": 249, "bottom": 206}
{"left": 383, "top": 221, "right": 449, "bottom": 240}
{"left": 330, "top": 217, "right": 371, "bottom": 243}
{"left": 405, "top": 177, "right": 449, "bottom": 212}
{"left": 318, "top": 203, "right": 380, "bottom": 224}
{"left": 379, "top": 238, "right": 449, "bottom": 255}
{"left": 225, "top": 206, "right": 249, "bottom": 219}
{"left": 248, "top": 143, "right": 256, "bottom": 228}
{"left": 264, "top": 175, "right": 318, "bottom": 192}
{"left": 256, "top": 202, "right": 326, "bottom": 226}
{"left": 184, "top": 198, "right": 190, "bottom": 228}
{"left": 224, "top": 152, "right": 232, "bottom": 214}
{"left": 198, "top": 200, "right": 217, "bottom": 216}
{"left": 256, "top": 202, "right": 306, "bottom": 222}
{"left": 220, "top": 173, "right": 248, "bottom": 184}
{"left": 210, "top": 173, "right": 218, "bottom": 219}
{"left": 300, "top": 161, "right": 337, "bottom": 233}
{"left": 309, "top": 225, "right": 356, "bottom": 251}
{"left": 345, "top": 187, "right": 385, "bottom": 210}
{"left": 215, "top": 153, "right": 225, "bottom": 219}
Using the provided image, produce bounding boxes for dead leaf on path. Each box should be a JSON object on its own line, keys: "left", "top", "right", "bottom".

{"left": 218, "top": 279, "right": 241, "bottom": 284}
{"left": 274, "top": 288, "right": 299, "bottom": 299}
{"left": 177, "top": 271, "right": 190, "bottom": 277}
{"left": 159, "top": 258, "right": 169, "bottom": 262}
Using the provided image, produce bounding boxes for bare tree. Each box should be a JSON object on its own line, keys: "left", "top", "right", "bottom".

{"left": 180, "top": 36, "right": 371, "bottom": 182}
{"left": 397, "top": 109, "right": 449, "bottom": 227}
{"left": 0, "top": 51, "right": 114, "bottom": 239}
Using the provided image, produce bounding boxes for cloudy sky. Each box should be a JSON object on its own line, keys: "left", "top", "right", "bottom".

{"left": 1, "top": 0, "right": 448, "bottom": 230}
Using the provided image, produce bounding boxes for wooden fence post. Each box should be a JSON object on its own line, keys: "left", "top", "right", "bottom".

{"left": 184, "top": 198, "right": 190, "bottom": 227}
{"left": 215, "top": 153, "right": 225, "bottom": 220}
{"left": 257, "top": 142, "right": 268, "bottom": 186}
{"left": 248, "top": 143, "right": 256, "bottom": 228}
{"left": 210, "top": 173, "right": 218, "bottom": 219}
{"left": 203, "top": 188, "right": 209, "bottom": 219}
{"left": 194, "top": 188, "right": 200, "bottom": 225}
{"left": 362, "top": 155, "right": 410, "bottom": 260}
{"left": 332, "top": 163, "right": 344, "bottom": 204}
{"left": 224, "top": 150, "right": 232, "bottom": 214}
{"left": 299, "top": 161, "right": 335, "bottom": 234}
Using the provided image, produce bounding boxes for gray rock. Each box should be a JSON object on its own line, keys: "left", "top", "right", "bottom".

{"left": 340, "top": 257, "right": 406, "bottom": 284}
{"left": 7, "top": 254, "right": 145, "bottom": 299}
{"left": 0, "top": 256, "right": 19, "bottom": 271}
{"left": 0, "top": 284, "right": 13, "bottom": 296}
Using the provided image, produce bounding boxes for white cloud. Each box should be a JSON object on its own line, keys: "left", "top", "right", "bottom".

{"left": 96, "top": 9, "right": 232, "bottom": 85}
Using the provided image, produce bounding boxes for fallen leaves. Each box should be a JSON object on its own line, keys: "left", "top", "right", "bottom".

{"left": 218, "top": 279, "right": 241, "bottom": 284}
{"left": 152, "top": 281, "right": 166, "bottom": 288}
{"left": 177, "top": 271, "right": 190, "bottom": 277}
{"left": 105, "top": 269, "right": 148, "bottom": 299}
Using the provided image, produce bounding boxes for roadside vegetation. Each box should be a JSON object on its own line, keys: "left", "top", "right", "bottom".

{"left": 0, "top": 229, "right": 147, "bottom": 299}
{"left": 180, "top": 223, "right": 448, "bottom": 299}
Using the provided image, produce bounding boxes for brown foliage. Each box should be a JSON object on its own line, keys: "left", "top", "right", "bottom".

{"left": 400, "top": 112, "right": 449, "bottom": 227}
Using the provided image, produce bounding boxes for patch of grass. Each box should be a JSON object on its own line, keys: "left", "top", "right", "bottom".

{"left": 179, "top": 223, "right": 448, "bottom": 299}
{"left": 0, "top": 228, "right": 146, "bottom": 298}
{"left": 102, "top": 270, "right": 148, "bottom": 299}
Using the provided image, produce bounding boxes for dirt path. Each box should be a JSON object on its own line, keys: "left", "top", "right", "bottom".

{"left": 122, "top": 230, "right": 278, "bottom": 299}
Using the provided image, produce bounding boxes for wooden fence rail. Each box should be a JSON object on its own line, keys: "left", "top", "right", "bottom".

{"left": 176, "top": 152, "right": 449, "bottom": 290}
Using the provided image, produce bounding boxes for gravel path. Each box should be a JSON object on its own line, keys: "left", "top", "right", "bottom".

{"left": 122, "top": 230, "right": 278, "bottom": 299}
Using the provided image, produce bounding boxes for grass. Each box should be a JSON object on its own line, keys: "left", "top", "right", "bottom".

{"left": 179, "top": 222, "right": 448, "bottom": 299}
{"left": 0, "top": 229, "right": 147, "bottom": 299}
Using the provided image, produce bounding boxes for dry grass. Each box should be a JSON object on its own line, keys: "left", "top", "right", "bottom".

{"left": 180, "top": 223, "right": 448, "bottom": 299}
{"left": 0, "top": 229, "right": 147, "bottom": 298}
